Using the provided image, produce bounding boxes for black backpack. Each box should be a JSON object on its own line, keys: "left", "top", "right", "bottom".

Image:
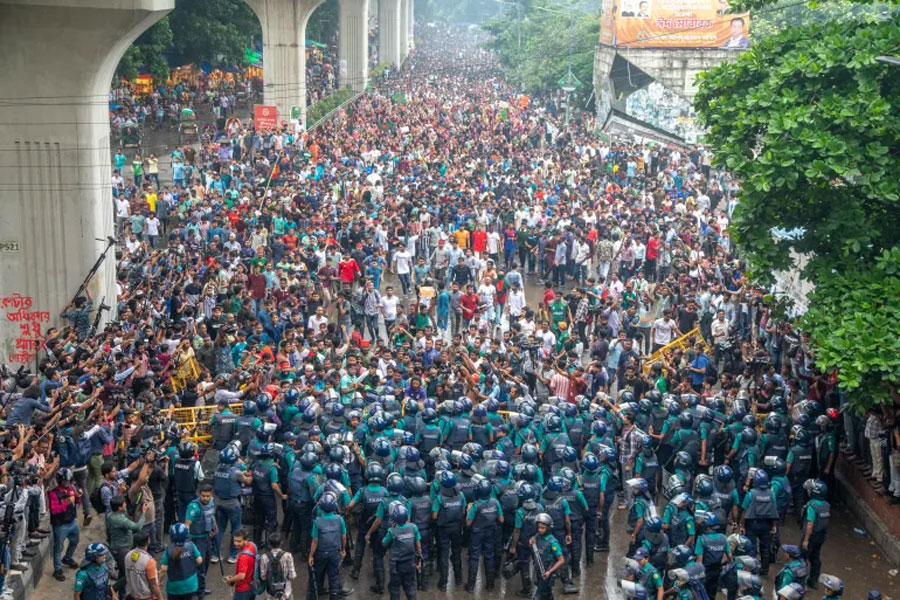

{"left": 264, "top": 550, "right": 287, "bottom": 598}
{"left": 89, "top": 482, "right": 113, "bottom": 514}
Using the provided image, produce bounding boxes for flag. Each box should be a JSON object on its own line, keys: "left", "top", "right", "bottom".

{"left": 270, "top": 163, "right": 280, "bottom": 180}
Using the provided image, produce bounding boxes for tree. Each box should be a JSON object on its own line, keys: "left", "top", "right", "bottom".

{"left": 168, "top": 0, "right": 261, "bottom": 66}
{"left": 116, "top": 17, "right": 174, "bottom": 82}
{"left": 694, "top": 12, "right": 900, "bottom": 411}
{"left": 482, "top": 1, "right": 600, "bottom": 95}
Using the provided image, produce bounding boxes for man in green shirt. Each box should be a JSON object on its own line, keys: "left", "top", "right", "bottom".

{"left": 548, "top": 295, "right": 571, "bottom": 333}
{"left": 106, "top": 495, "right": 150, "bottom": 597}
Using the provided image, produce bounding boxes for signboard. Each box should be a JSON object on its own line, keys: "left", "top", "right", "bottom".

{"left": 254, "top": 105, "right": 279, "bottom": 131}
{"left": 600, "top": 0, "right": 749, "bottom": 48}
{"left": 290, "top": 106, "right": 303, "bottom": 121}
{"left": 558, "top": 71, "right": 583, "bottom": 90}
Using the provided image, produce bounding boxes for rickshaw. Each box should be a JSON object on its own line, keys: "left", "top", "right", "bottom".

{"left": 178, "top": 107, "right": 198, "bottom": 144}
{"left": 119, "top": 120, "right": 141, "bottom": 151}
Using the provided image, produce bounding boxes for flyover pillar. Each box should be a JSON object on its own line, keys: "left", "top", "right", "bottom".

{"left": 339, "top": 0, "right": 370, "bottom": 91}
{"left": 378, "top": 0, "right": 402, "bottom": 67}
{"left": 246, "top": 0, "right": 323, "bottom": 127}
{"left": 0, "top": 0, "right": 172, "bottom": 364}
{"left": 398, "top": 0, "right": 409, "bottom": 62}
{"left": 406, "top": 0, "right": 414, "bottom": 50}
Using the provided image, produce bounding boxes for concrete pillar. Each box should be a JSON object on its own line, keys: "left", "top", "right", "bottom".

{"left": 398, "top": 0, "right": 409, "bottom": 62}
{"left": 378, "top": 0, "right": 402, "bottom": 67}
{"left": 246, "top": 0, "right": 323, "bottom": 127}
{"left": 0, "top": 0, "right": 172, "bottom": 364}
{"left": 406, "top": 0, "right": 414, "bottom": 50}
{"left": 339, "top": 0, "right": 369, "bottom": 91}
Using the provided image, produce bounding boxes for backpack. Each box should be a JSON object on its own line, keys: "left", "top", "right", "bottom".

{"left": 90, "top": 482, "right": 113, "bottom": 514}
{"left": 263, "top": 550, "right": 287, "bottom": 598}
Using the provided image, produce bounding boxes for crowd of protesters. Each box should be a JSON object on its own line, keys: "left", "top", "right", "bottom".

{"left": 0, "top": 22, "right": 895, "bottom": 600}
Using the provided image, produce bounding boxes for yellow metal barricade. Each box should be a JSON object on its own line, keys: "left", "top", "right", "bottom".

{"left": 642, "top": 328, "right": 711, "bottom": 374}
{"left": 171, "top": 403, "right": 244, "bottom": 446}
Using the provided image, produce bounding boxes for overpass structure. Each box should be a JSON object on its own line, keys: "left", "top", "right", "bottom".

{"left": 0, "top": 0, "right": 414, "bottom": 365}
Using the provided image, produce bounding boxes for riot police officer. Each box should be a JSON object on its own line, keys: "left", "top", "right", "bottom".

{"left": 432, "top": 470, "right": 465, "bottom": 592}
{"left": 348, "top": 463, "right": 386, "bottom": 581}
{"left": 801, "top": 479, "right": 830, "bottom": 586}
{"left": 407, "top": 476, "right": 433, "bottom": 590}
{"left": 213, "top": 446, "right": 250, "bottom": 563}
{"left": 529, "top": 513, "right": 566, "bottom": 600}
{"left": 368, "top": 472, "right": 411, "bottom": 594}
{"left": 382, "top": 503, "right": 422, "bottom": 600}
{"left": 740, "top": 469, "right": 779, "bottom": 575}
{"left": 174, "top": 441, "right": 203, "bottom": 522}
{"left": 786, "top": 427, "right": 814, "bottom": 523}
{"left": 309, "top": 492, "right": 349, "bottom": 600}
{"left": 465, "top": 478, "right": 502, "bottom": 592}
{"left": 509, "top": 483, "right": 543, "bottom": 598}
{"left": 184, "top": 483, "right": 217, "bottom": 596}
{"left": 694, "top": 511, "right": 730, "bottom": 598}
{"left": 73, "top": 543, "right": 115, "bottom": 600}
{"left": 558, "top": 468, "right": 588, "bottom": 578}
{"left": 251, "top": 443, "right": 285, "bottom": 545}
{"left": 774, "top": 544, "right": 808, "bottom": 590}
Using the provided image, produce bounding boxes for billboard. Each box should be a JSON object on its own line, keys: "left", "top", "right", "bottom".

{"left": 254, "top": 104, "right": 279, "bottom": 131}
{"left": 599, "top": 0, "right": 749, "bottom": 48}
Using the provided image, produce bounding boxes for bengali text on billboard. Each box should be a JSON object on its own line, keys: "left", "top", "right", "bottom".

{"left": 599, "top": 0, "right": 749, "bottom": 48}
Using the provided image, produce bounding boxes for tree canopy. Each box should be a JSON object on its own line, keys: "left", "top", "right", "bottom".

{"left": 694, "top": 9, "right": 900, "bottom": 411}
{"left": 481, "top": 1, "right": 600, "bottom": 95}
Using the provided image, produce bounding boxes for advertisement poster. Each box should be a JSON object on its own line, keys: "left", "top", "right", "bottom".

{"left": 254, "top": 104, "right": 279, "bottom": 130}
{"left": 600, "top": 0, "right": 749, "bottom": 48}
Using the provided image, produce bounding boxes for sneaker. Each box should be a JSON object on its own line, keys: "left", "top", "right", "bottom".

{"left": 209, "top": 555, "right": 220, "bottom": 564}
{"left": 9, "top": 563, "right": 27, "bottom": 572}
{"left": 227, "top": 556, "right": 238, "bottom": 564}
{"left": 83, "top": 515, "right": 93, "bottom": 527}
{"left": 62, "top": 558, "right": 79, "bottom": 569}
{"left": 53, "top": 570, "right": 66, "bottom": 582}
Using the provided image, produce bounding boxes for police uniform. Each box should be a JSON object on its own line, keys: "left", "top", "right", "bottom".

{"left": 173, "top": 456, "right": 201, "bottom": 523}
{"left": 251, "top": 457, "right": 279, "bottom": 543}
{"left": 533, "top": 532, "right": 564, "bottom": 600}
{"left": 373, "top": 493, "right": 412, "bottom": 592}
{"left": 804, "top": 498, "right": 830, "bottom": 582}
{"left": 383, "top": 522, "right": 421, "bottom": 600}
{"left": 185, "top": 495, "right": 216, "bottom": 594}
{"left": 514, "top": 502, "right": 543, "bottom": 595}
{"left": 466, "top": 496, "right": 502, "bottom": 590}
{"left": 742, "top": 484, "right": 779, "bottom": 573}
{"left": 350, "top": 483, "right": 386, "bottom": 578}
{"left": 409, "top": 491, "right": 433, "bottom": 589}
{"left": 695, "top": 530, "right": 729, "bottom": 597}
{"left": 213, "top": 462, "right": 244, "bottom": 561}
{"left": 560, "top": 485, "right": 588, "bottom": 576}
{"left": 74, "top": 562, "right": 113, "bottom": 600}
{"left": 310, "top": 513, "right": 347, "bottom": 600}
{"left": 433, "top": 488, "right": 465, "bottom": 590}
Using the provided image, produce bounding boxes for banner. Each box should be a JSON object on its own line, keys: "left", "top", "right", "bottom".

{"left": 600, "top": 0, "right": 749, "bottom": 48}
{"left": 254, "top": 104, "right": 279, "bottom": 131}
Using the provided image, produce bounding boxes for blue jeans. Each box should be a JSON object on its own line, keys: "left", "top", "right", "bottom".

{"left": 398, "top": 272, "right": 412, "bottom": 296}
{"left": 233, "top": 590, "right": 255, "bottom": 600}
{"left": 216, "top": 502, "right": 242, "bottom": 560}
{"left": 52, "top": 520, "right": 80, "bottom": 571}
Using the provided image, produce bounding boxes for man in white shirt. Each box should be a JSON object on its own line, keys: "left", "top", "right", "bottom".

{"left": 115, "top": 196, "right": 130, "bottom": 239}
{"left": 392, "top": 247, "right": 413, "bottom": 296}
{"left": 379, "top": 286, "right": 400, "bottom": 332}
{"left": 651, "top": 309, "right": 680, "bottom": 352}
{"left": 506, "top": 283, "right": 526, "bottom": 320}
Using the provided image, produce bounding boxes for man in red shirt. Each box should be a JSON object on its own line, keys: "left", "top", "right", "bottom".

{"left": 225, "top": 529, "right": 256, "bottom": 600}
{"left": 247, "top": 265, "right": 267, "bottom": 314}
{"left": 459, "top": 284, "right": 479, "bottom": 328}
{"left": 338, "top": 252, "right": 361, "bottom": 288}
{"left": 471, "top": 225, "right": 488, "bottom": 258}
{"left": 646, "top": 234, "right": 660, "bottom": 282}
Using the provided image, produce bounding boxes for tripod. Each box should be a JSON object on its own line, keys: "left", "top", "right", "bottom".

{"left": 67, "top": 237, "right": 116, "bottom": 308}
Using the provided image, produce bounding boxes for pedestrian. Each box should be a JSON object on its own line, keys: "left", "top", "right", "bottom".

{"left": 258, "top": 533, "right": 296, "bottom": 600}
{"left": 49, "top": 467, "right": 81, "bottom": 581}
{"left": 124, "top": 531, "right": 163, "bottom": 600}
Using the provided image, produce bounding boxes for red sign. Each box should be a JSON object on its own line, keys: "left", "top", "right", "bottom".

{"left": 254, "top": 105, "right": 279, "bottom": 131}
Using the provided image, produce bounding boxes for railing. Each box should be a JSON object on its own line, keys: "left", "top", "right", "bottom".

{"left": 642, "top": 327, "right": 711, "bottom": 374}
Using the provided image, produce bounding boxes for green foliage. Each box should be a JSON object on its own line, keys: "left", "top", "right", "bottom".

{"left": 169, "top": 0, "right": 261, "bottom": 66}
{"left": 481, "top": 1, "right": 600, "bottom": 95}
{"left": 749, "top": 0, "right": 887, "bottom": 40}
{"left": 116, "top": 17, "right": 174, "bottom": 82}
{"left": 307, "top": 87, "right": 358, "bottom": 128}
{"left": 369, "top": 62, "right": 393, "bottom": 85}
{"left": 695, "top": 14, "right": 900, "bottom": 408}
{"left": 307, "top": 0, "right": 339, "bottom": 45}
{"left": 801, "top": 249, "right": 900, "bottom": 412}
